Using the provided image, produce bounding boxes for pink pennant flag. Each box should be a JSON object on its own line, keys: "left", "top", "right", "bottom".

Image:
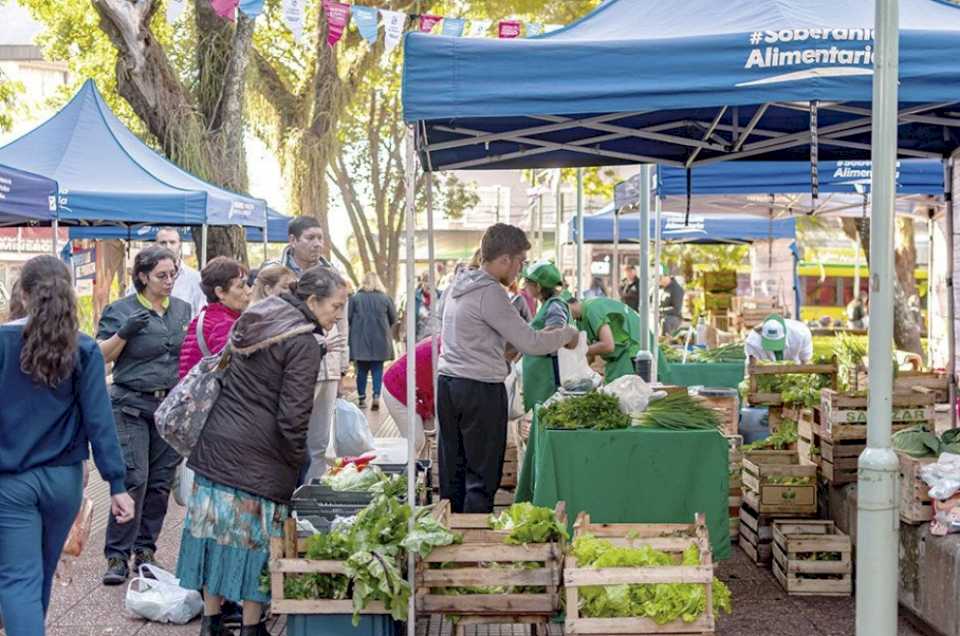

{"left": 419, "top": 14, "right": 442, "bottom": 33}
{"left": 324, "top": 0, "right": 351, "bottom": 47}
{"left": 211, "top": 0, "right": 239, "bottom": 21}
{"left": 498, "top": 20, "right": 522, "bottom": 39}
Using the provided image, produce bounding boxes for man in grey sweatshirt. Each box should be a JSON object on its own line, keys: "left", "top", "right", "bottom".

{"left": 437, "top": 224, "right": 579, "bottom": 513}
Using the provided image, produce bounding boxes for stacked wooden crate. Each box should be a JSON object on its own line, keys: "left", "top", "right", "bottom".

{"left": 772, "top": 520, "right": 852, "bottom": 596}
{"left": 728, "top": 435, "right": 743, "bottom": 543}
{"left": 745, "top": 359, "right": 838, "bottom": 433}
{"left": 898, "top": 451, "right": 937, "bottom": 525}
{"left": 797, "top": 408, "right": 821, "bottom": 468}
{"left": 703, "top": 270, "right": 737, "bottom": 333}
{"left": 732, "top": 296, "right": 782, "bottom": 332}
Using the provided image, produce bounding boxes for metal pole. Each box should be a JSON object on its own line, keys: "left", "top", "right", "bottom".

{"left": 52, "top": 217, "right": 59, "bottom": 256}
{"left": 927, "top": 210, "right": 935, "bottom": 369}
{"left": 263, "top": 209, "right": 269, "bottom": 264}
{"left": 613, "top": 207, "right": 620, "bottom": 301}
{"left": 638, "top": 164, "right": 652, "bottom": 349}
{"left": 857, "top": 0, "right": 899, "bottom": 633}
{"left": 537, "top": 186, "right": 545, "bottom": 259}
{"left": 946, "top": 158, "right": 957, "bottom": 427}
{"left": 653, "top": 176, "right": 662, "bottom": 380}
{"left": 426, "top": 171, "right": 440, "bottom": 458}
{"left": 576, "top": 169, "right": 585, "bottom": 295}
{"left": 404, "top": 127, "right": 418, "bottom": 636}
{"left": 200, "top": 224, "right": 208, "bottom": 267}
{"left": 556, "top": 171, "right": 563, "bottom": 265}
{"left": 495, "top": 186, "right": 501, "bottom": 224}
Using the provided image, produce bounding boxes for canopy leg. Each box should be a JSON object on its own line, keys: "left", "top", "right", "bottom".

{"left": 404, "top": 126, "right": 418, "bottom": 636}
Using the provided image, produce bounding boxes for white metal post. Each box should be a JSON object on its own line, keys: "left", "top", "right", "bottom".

{"left": 263, "top": 209, "right": 269, "bottom": 263}
{"left": 613, "top": 207, "right": 620, "bottom": 301}
{"left": 556, "top": 170, "right": 563, "bottom": 265}
{"left": 946, "top": 158, "right": 957, "bottom": 428}
{"left": 426, "top": 171, "right": 439, "bottom": 456}
{"left": 576, "top": 168, "right": 585, "bottom": 295}
{"left": 52, "top": 217, "right": 59, "bottom": 256}
{"left": 200, "top": 224, "right": 208, "bottom": 267}
{"left": 638, "top": 165, "right": 652, "bottom": 349}
{"left": 652, "top": 176, "right": 662, "bottom": 380}
{"left": 857, "top": 0, "right": 900, "bottom": 633}
{"left": 404, "top": 127, "right": 418, "bottom": 636}
{"left": 927, "top": 211, "right": 935, "bottom": 368}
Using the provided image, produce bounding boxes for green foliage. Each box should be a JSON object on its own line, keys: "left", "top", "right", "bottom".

{"left": 540, "top": 391, "right": 630, "bottom": 431}
{"left": 570, "top": 534, "right": 732, "bottom": 623}
{"left": 488, "top": 503, "right": 568, "bottom": 545}
{"left": 892, "top": 425, "right": 942, "bottom": 458}
{"left": 663, "top": 343, "right": 744, "bottom": 364}
{"left": 0, "top": 69, "right": 22, "bottom": 133}
{"left": 743, "top": 419, "right": 798, "bottom": 451}
{"left": 634, "top": 391, "right": 722, "bottom": 431}
{"left": 749, "top": 367, "right": 833, "bottom": 408}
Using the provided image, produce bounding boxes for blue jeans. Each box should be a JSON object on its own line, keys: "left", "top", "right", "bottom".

{"left": 355, "top": 361, "right": 384, "bottom": 399}
{"left": 0, "top": 463, "right": 83, "bottom": 636}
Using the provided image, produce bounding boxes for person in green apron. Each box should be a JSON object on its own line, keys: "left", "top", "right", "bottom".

{"left": 520, "top": 261, "right": 571, "bottom": 412}
{"left": 566, "top": 295, "right": 644, "bottom": 383}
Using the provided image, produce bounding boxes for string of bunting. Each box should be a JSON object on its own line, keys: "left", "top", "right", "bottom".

{"left": 170, "top": 0, "right": 560, "bottom": 48}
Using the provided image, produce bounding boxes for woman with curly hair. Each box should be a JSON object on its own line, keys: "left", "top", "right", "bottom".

{"left": 0, "top": 256, "right": 135, "bottom": 636}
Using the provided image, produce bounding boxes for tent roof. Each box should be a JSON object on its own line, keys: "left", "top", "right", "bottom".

{"left": 570, "top": 206, "right": 797, "bottom": 244}
{"left": 0, "top": 163, "right": 58, "bottom": 226}
{"left": 67, "top": 208, "right": 291, "bottom": 243}
{"left": 0, "top": 80, "right": 266, "bottom": 227}
{"left": 403, "top": 0, "right": 960, "bottom": 170}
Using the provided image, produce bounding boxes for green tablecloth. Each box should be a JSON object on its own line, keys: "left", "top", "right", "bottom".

{"left": 658, "top": 360, "right": 745, "bottom": 389}
{"left": 516, "top": 417, "right": 731, "bottom": 559}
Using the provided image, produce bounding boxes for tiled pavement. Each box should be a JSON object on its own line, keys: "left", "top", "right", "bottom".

{"left": 12, "top": 402, "right": 932, "bottom": 636}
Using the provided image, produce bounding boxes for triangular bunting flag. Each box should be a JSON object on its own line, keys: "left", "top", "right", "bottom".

{"left": 238, "top": 0, "right": 264, "bottom": 17}
{"left": 498, "top": 20, "right": 521, "bottom": 39}
{"left": 166, "top": 0, "right": 186, "bottom": 24}
{"left": 323, "top": 0, "right": 351, "bottom": 47}
{"left": 442, "top": 17, "right": 465, "bottom": 37}
{"left": 381, "top": 9, "right": 406, "bottom": 52}
{"left": 419, "top": 15, "right": 442, "bottom": 33}
{"left": 526, "top": 23, "right": 544, "bottom": 37}
{"left": 352, "top": 5, "right": 379, "bottom": 44}
{"left": 467, "top": 19, "right": 491, "bottom": 37}
{"left": 210, "top": 0, "right": 238, "bottom": 21}
{"left": 282, "top": 0, "right": 305, "bottom": 41}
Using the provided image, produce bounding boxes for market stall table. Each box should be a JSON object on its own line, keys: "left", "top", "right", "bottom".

{"left": 658, "top": 360, "right": 745, "bottom": 389}
{"left": 516, "top": 411, "right": 731, "bottom": 559}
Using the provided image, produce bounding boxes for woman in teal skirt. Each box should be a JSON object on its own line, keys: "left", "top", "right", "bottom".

{"left": 176, "top": 266, "right": 349, "bottom": 636}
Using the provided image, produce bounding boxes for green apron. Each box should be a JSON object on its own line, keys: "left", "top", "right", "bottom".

{"left": 578, "top": 298, "right": 642, "bottom": 383}
{"left": 522, "top": 296, "right": 570, "bottom": 412}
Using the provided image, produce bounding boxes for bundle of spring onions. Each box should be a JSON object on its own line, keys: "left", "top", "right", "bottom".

{"left": 634, "top": 391, "right": 723, "bottom": 431}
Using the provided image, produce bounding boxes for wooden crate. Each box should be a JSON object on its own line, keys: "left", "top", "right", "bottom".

{"left": 701, "top": 395, "right": 739, "bottom": 436}
{"left": 898, "top": 452, "right": 937, "bottom": 524}
{"left": 820, "top": 389, "right": 935, "bottom": 442}
{"left": 416, "top": 500, "right": 564, "bottom": 629}
{"left": 896, "top": 371, "right": 950, "bottom": 403}
{"left": 269, "top": 518, "right": 393, "bottom": 616}
{"left": 820, "top": 440, "right": 863, "bottom": 485}
{"left": 742, "top": 450, "right": 817, "bottom": 516}
{"left": 746, "top": 360, "right": 838, "bottom": 408}
{"left": 772, "top": 520, "right": 852, "bottom": 596}
{"left": 738, "top": 500, "right": 774, "bottom": 566}
{"left": 797, "top": 409, "right": 821, "bottom": 468}
{"left": 429, "top": 436, "right": 520, "bottom": 492}
{"left": 711, "top": 314, "right": 733, "bottom": 333}
{"left": 564, "top": 513, "right": 716, "bottom": 636}
{"left": 729, "top": 517, "right": 740, "bottom": 543}
{"left": 703, "top": 270, "right": 738, "bottom": 292}
{"left": 705, "top": 292, "right": 733, "bottom": 312}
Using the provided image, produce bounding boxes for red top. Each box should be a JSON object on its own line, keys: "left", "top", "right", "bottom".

{"left": 383, "top": 336, "right": 439, "bottom": 421}
{"left": 177, "top": 302, "right": 241, "bottom": 379}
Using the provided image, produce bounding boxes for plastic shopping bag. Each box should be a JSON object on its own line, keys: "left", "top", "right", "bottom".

{"left": 334, "top": 398, "right": 376, "bottom": 457}
{"left": 173, "top": 463, "right": 195, "bottom": 507}
{"left": 557, "top": 331, "right": 602, "bottom": 392}
{"left": 504, "top": 361, "right": 525, "bottom": 420}
{"left": 61, "top": 496, "right": 94, "bottom": 557}
{"left": 601, "top": 375, "right": 655, "bottom": 418}
{"left": 125, "top": 565, "right": 203, "bottom": 624}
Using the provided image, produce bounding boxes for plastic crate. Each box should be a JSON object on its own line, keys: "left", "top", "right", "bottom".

{"left": 285, "top": 614, "right": 402, "bottom": 636}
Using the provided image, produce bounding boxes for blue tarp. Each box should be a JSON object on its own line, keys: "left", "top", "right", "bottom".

{"left": 403, "top": 0, "right": 960, "bottom": 169}
{"left": 657, "top": 159, "right": 944, "bottom": 196}
{"left": 0, "top": 80, "right": 267, "bottom": 228}
{"left": 0, "top": 163, "right": 58, "bottom": 225}
{"left": 67, "top": 208, "right": 291, "bottom": 243}
{"left": 569, "top": 207, "right": 797, "bottom": 244}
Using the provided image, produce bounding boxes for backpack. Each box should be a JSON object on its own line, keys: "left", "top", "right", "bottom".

{"left": 155, "top": 311, "right": 230, "bottom": 457}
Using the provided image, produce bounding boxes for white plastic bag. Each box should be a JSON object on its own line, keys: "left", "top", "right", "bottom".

{"left": 557, "top": 331, "right": 602, "bottom": 392}
{"left": 504, "top": 361, "right": 525, "bottom": 420}
{"left": 125, "top": 565, "right": 202, "bottom": 624}
{"left": 334, "top": 398, "right": 376, "bottom": 457}
{"left": 173, "top": 463, "right": 195, "bottom": 507}
{"left": 601, "top": 375, "right": 654, "bottom": 417}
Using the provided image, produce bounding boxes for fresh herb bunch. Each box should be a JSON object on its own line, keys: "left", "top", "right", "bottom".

{"left": 634, "top": 391, "right": 722, "bottom": 431}
{"left": 489, "top": 502, "right": 568, "bottom": 545}
{"left": 742, "top": 419, "right": 798, "bottom": 451}
{"left": 754, "top": 371, "right": 832, "bottom": 408}
{"left": 661, "top": 343, "right": 744, "bottom": 364}
{"left": 540, "top": 391, "right": 630, "bottom": 431}
{"left": 570, "top": 534, "right": 732, "bottom": 623}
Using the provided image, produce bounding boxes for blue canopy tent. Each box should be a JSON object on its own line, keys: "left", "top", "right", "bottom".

{"left": 67, "top": 208, "right": 291, "bottom": 244}
{"left": 0, "top": 163, "right": 58, "bottom": 226}
{"left": 0, "top": 80, "right": 269, "bottom": 261}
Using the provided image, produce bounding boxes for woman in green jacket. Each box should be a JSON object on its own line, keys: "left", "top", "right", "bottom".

{"left": 520, "top": 261, "right": 571, "bottom": 412}
{"left": 566, "top": 295, "right": 643, "bottom": 383}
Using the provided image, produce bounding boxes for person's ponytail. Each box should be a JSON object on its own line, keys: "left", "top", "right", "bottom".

{"left": 18, "top": 256, "right": 78, "bottom": 387}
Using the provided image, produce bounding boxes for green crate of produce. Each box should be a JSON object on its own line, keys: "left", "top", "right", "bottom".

{"left": 703, "top": 271, "right": 738, "bottom": 292}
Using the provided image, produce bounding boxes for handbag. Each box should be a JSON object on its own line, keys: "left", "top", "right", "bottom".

{"left": 62, "top": 496, "right": 94, "bottom": 557}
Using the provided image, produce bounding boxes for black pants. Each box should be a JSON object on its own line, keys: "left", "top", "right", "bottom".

{"left": 437, "top": 376, "right": 507, "bottom": 514}
{"left": 104, "top": 389, "right": 181, "bottom": 561}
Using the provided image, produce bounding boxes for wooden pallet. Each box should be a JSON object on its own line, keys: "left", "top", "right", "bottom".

{"left": 738, "top": 500, "right": 774, "bottom": 566}
{"left": 742, "top": 450, "right": 818, "bottom": 516}
{"left": 820, "top": 389, "right": 935, "bottom": 442}
{"left": 772, "top": 520, "right": 852, "bottom": 596}
{"left": 564, "top": 513, "right": 716, "bottom": 635}
{"left": 269, "top": 518, "right": 392, "bottom": 616}
{"left": 417, "top": 499, "right": 564, "bottom": 635}
{"left": 898, "top": 452, "right": 937, "bottom": 524}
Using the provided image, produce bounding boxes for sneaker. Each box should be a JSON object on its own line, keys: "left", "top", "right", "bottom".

{"left": 102, "top": 557, "right": 129, "bottom": 586}
{"left": 371, "top": 397, "right": 380, "bottom": 411}
{"left": 358, "top": 396, "right": 366, "bottom": 409}
{"left": 133, "top": 549, "right": 157, "bottom": 577}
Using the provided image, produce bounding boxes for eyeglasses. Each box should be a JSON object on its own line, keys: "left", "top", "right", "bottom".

{"left": 152, "top": 269, "right": 179, "bottom": 282}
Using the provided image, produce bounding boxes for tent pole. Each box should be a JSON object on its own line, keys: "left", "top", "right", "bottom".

{"left": 404, "top": 126, "right": 418, "bottom": 636}
{"left": 946, "top": 158, "right": 956, "bottom": 428}
{"left": 263, "top": 209, "right": 269, "bottom": 264}
{"left": 200, "top": 224, "right": 208, "bottom": 267}
{"left": 52, "top": 217, "right": 59, "bottom": 256}
{"left": 577, "top": 169, "right": 584, "bottom": 295}
{"left": 857, "top": 0, "right": 900, "bottom": 633}
{"left": 426, "top": 169, "right": 439, "bottom": 456}
{"left": 927, "top": 209, "right": 934, "bottom": 369}
{"left": 652, "top": 178, "right": 662, "bottom": 379}
{"left": 613, "top": 207, "right": 620, "bottom": 301}
{"left": 638, "top": 164, "right": 652, "bottom": 348}
{"left": 556, "top": 170, "right": 563, "bottom": 265}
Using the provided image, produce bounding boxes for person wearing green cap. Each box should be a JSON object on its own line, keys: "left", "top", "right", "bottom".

{"left": 567, "top": 296, "right": 645, "bottom": 383}
{"left": 744, "top": 313, "right": 813, "bottom": 363}
{"left": 520, "top": 260, "right": 572, "bottom": 411}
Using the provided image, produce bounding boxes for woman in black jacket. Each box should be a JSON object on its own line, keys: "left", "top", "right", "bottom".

{"left": 348, "top": 271, "right": 397, "bottom": 410}
{"left": 176, "top": 266, "right": 349, "bottom": 636}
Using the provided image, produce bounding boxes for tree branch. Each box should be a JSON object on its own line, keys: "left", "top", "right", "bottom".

{"left": 250, "top": 49, "right": 301, "bottom": 128}
{"left": 330, "top": 242, "right": 360, "bottom": 287}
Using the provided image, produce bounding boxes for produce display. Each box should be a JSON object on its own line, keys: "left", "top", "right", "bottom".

{"left": 742, "top": 419, "right": 798, "bottom": 451}
{"left": 489, "top": 502, "right": 568, "bottom": 545}
{"left": 634, "top": 391, "right": 722, "bottom": 431}
{"left": 835, "top": 332, "right": 867, "bottom": 392}
{"left": 662, "top": 343, "right": 745, "bottom": 364}
{"left": 321, "top": 463, "right": 385, "bottom": 492}
{"left": 569, "top": 534, "right": 732, "bottom": 623}
{"left": 540, "top": 391, "right": 630, "bottom": 431}
{"left": 741, "top": 363, "right": 833, "bottom": 408}
{"left": 893, "top": 425, "right": 960, "bottom": 457}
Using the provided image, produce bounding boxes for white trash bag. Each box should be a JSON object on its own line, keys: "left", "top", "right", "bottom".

{"left": 557, "top": 331, "right": 602, "bottom": 392}
{"left": 125, "top": 565, "right": 202, "bottom": 624}
{"left": 334, "top": 398, "right": 376, "bottom": 457}
{"left": 601, "top": 375, "right": 659, "bottom": 418}
{"left": 173, "top": 463, "right": 195, "bottom": 507}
